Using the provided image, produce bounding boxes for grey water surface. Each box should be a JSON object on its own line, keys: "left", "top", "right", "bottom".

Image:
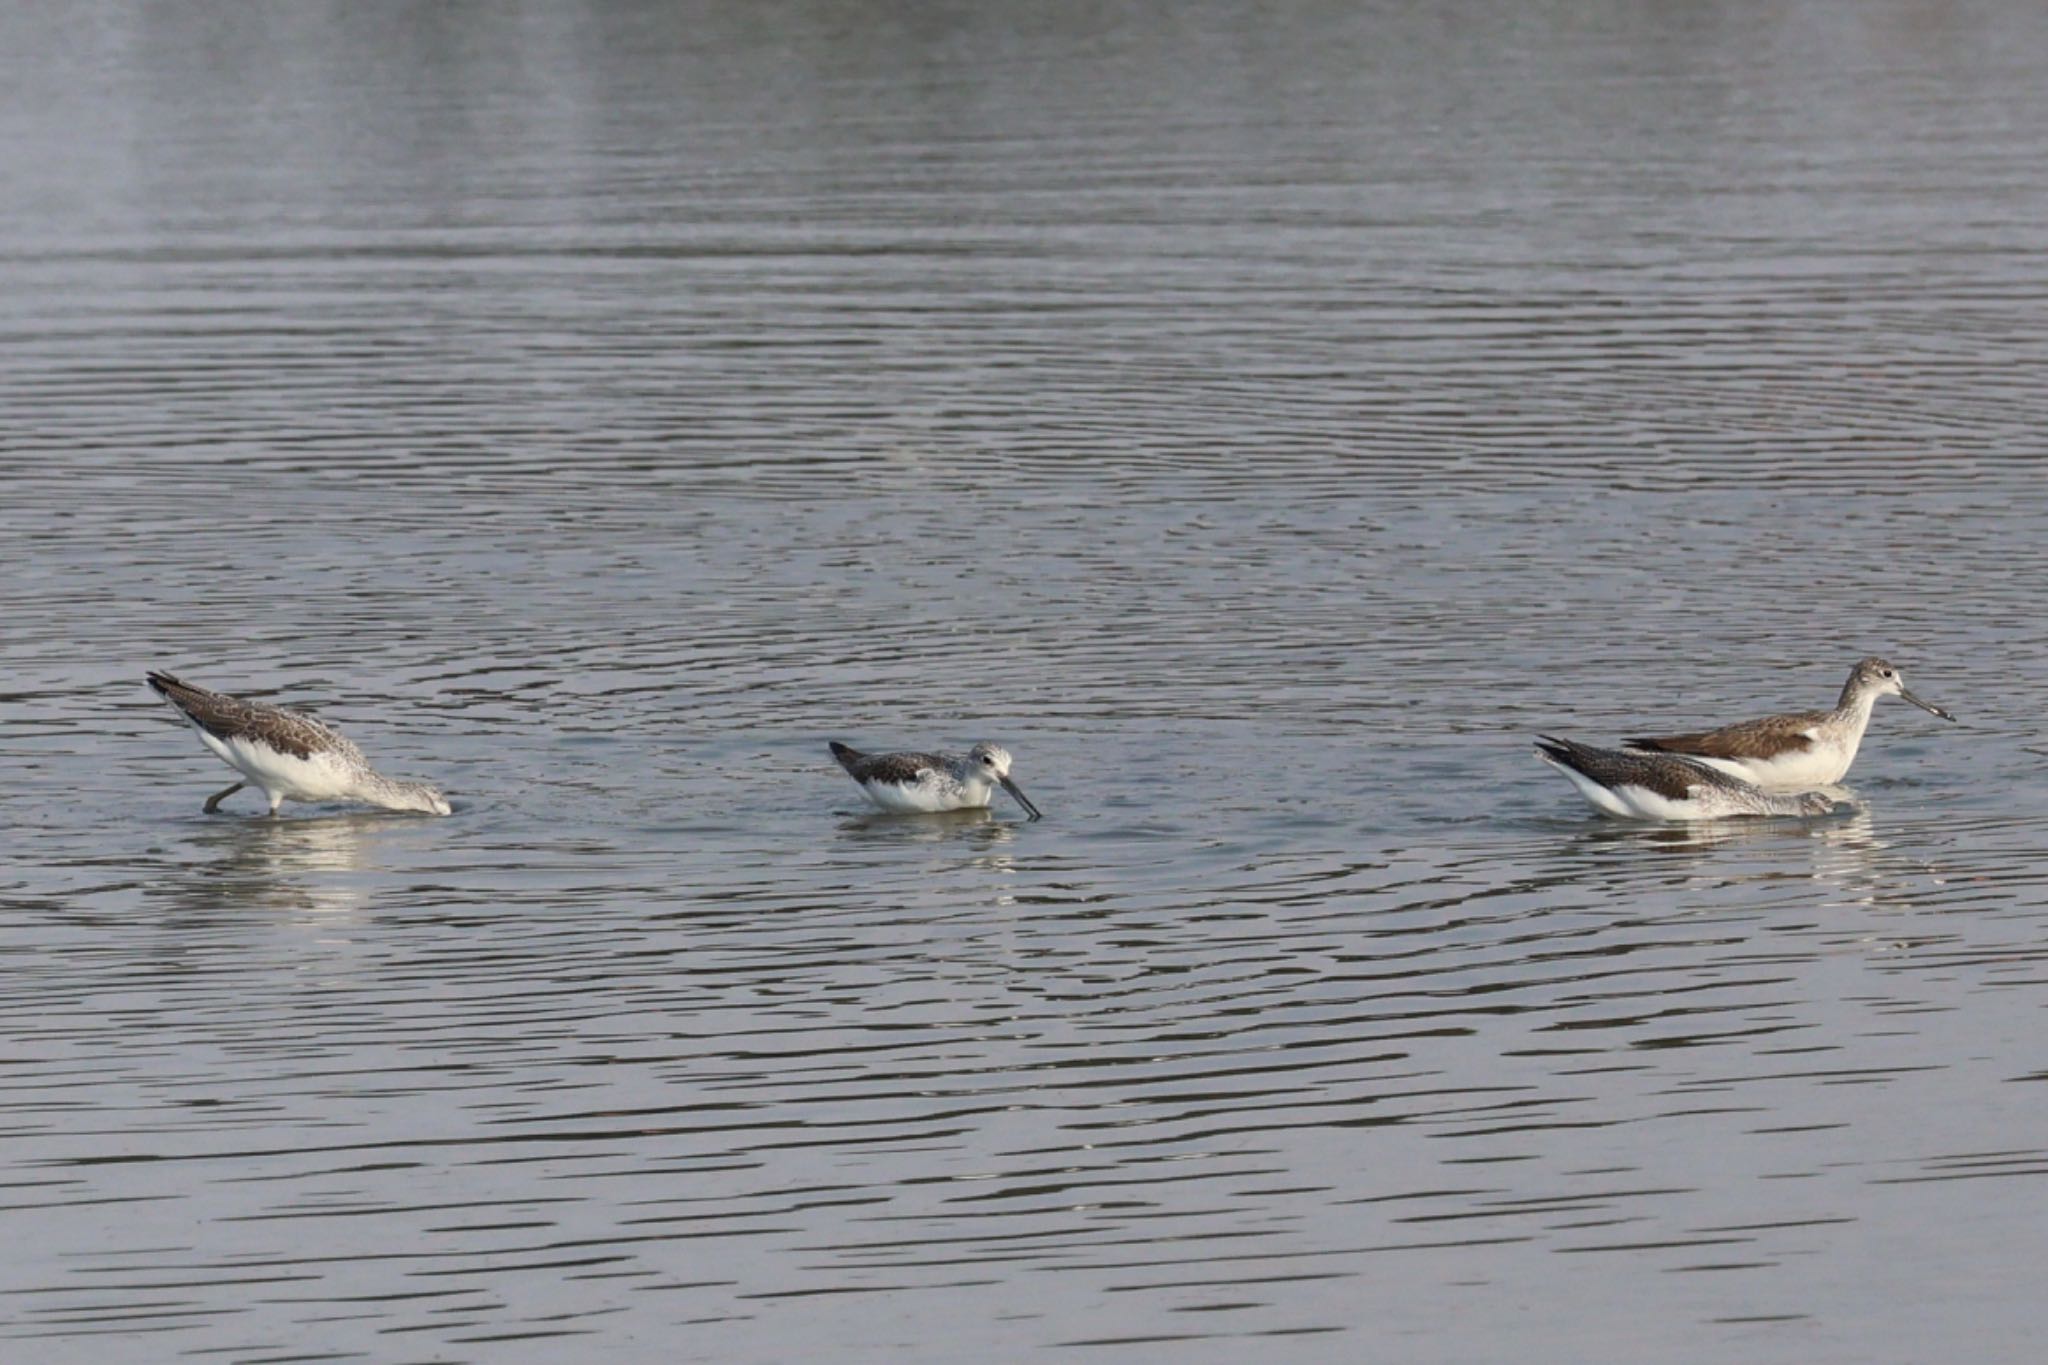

{"left": 6, "top": 2, "right": 2048, "bottom": 1362}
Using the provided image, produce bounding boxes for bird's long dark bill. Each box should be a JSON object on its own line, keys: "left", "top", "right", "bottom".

{"left": 1000, "top": 776, "right": 1043, "bottom": 820}
{"left": 1900, "top": 686, "right": 1955, "bottom": 721}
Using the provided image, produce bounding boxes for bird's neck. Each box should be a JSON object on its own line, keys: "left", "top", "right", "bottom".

{"left": 1834, "top": 681, "right": 1881, "bottom": 728}
{"left": 352, "top": 772, "right": 438, "bottom": 813}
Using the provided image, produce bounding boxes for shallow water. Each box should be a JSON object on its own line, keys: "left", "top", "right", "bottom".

{"left": 7, "top": 1, "right": 2048, "bottom": 1361}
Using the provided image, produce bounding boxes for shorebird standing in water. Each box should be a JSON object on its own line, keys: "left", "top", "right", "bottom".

{"left": 830, "top": 740, "right": 1042, "bottom": 819}
{"left": 1535, "top": 734, "right": 1836, "bottom": 822}
{"left": 1622, "top": 656, "right": 1954, "bottom": 790}
{"left": 147, "top": 671, "right": 451, "bottom": 816}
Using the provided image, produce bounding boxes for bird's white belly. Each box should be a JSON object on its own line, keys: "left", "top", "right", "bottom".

{"left": 1549, "top": 764, "right": 1688, "bottom": 819}
{"left": 200, "top": 730, "right": 355, "bottom": 801}
{"left": 1714, "top": 738, "right": 1850, "bottom": 791}
{"left": 1610, "top": 784, "right": 1709, "bottom": 821}
{"left": 860, "top": 777, "right": 987, "bottom": 813}
{"left": 1551, "top": 761, "right": 1726, "bottom": 822}
{"left": 1550, "top": 764, "right": 1637, "bottom": 818}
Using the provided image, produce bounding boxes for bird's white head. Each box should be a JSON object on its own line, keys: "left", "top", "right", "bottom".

{"left": 967, "top": 742, "right": 1042, "bottom": 820}
{"left": 1846, "top": 656, "right": 1954, "bottom": 721}
{"left": 967, "top": 742, "right": 1014, "bottom": 780}
{"left": 383, "top": 780, "right": 453, "bottom": 816}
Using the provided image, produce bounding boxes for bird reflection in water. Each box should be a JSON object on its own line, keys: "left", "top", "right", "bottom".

{"left": 1551, "top": 801, "right": 1954, "bottom": 925}
{"left": 159, "top": 812, "right": 400, "bottom": 919}
{"left": 834, "top": 805, "right": 1018, "bottom": 849}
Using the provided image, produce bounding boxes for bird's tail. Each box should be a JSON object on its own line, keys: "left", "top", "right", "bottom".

{"left": 1532, "top": 733, "right": 1590, "bottom": 774}
{"left": 146, "top": 670, "right": 214, "bottom": 719}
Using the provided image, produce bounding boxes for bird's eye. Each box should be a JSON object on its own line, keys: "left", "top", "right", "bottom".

{"left": 982, "top": 755, "right": 996, "bottom": 765}
{"left": 1882, "top": 669, "right": 1895, "bottom": 678}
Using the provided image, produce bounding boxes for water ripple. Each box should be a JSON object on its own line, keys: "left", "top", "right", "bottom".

{"left": 8, "top": 0, "right": 2048, "bottom": 1359}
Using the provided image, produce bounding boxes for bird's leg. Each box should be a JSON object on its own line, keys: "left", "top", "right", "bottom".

{"left": 267, "top": 791, "right": 285, "bottom": 818}
{"left": 202, "top": 782, "right": 245, "bottom": 814}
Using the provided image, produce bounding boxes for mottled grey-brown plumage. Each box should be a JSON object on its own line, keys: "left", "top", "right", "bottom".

{"left": 830, "top": 741, "right": 943, "bottom": 787}
{"left": 148, "top": 671, "right": 355, "bottom": 763}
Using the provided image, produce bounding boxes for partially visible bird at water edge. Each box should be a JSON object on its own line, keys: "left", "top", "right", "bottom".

{"left": 1621, "top": 655, "right": 1953, "bottom": 790}
{"left": 830, "top": 740, "right": 1043, "bottom": 819}
{"left": 1535, "top": 734, "right": 1837, "bottom": 822}
{"left": 147, "top": 671, "right": 451, "bottom": 816}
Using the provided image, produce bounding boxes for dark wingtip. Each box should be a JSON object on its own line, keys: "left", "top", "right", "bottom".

{"left": 146, "top": 670, "right": 182, "bottom": 696}
{"left": 828, "top": 741, "right": 862, "bottom": 772}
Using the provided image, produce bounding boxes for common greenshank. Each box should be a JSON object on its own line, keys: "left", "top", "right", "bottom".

{"left": 830, "top": 740, "right": 1042, "bottom": 819}
{"left": 1622, "top": 656, "right": 1953, "bottom": 790}
{"left": 148, "top": 671, "right": 451, "bottom": 817}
